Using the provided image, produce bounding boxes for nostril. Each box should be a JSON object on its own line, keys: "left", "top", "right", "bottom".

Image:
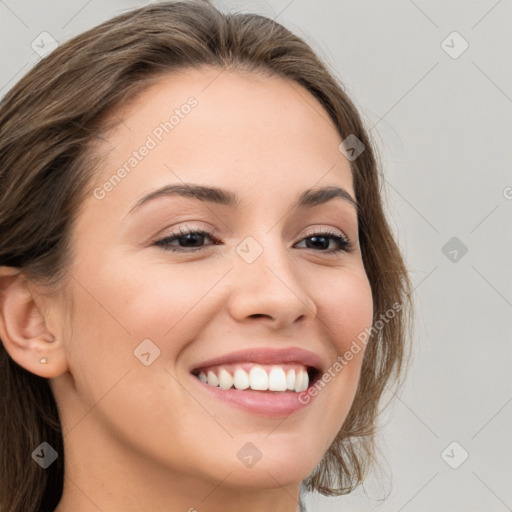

{"left": 249, "top": 314, "right": 272, "bottom": 320}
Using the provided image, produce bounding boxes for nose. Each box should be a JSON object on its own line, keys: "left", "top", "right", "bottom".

{"left": 226, "top": 239, "right": 318, "bottom": 330}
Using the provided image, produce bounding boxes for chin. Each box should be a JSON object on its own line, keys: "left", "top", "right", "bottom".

{"left": 200, "top": 436, "right": 323, "bottom": 490}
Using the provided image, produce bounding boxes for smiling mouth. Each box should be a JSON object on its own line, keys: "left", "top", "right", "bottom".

{"left": 191, "top": 363, "right": 320, "bottom": 393}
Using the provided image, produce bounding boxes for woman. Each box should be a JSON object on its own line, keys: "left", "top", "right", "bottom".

{"left": 0, "top": 1, "right": 413, "bottom": 511}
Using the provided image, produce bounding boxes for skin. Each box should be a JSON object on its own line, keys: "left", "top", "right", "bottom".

{"left": 0, "top": 67, "right": 373, "bottom": 512}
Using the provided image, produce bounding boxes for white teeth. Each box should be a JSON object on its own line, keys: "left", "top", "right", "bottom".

{"left": 218, "top": 368, "right": 234, "bottom": 390}
{"left": 233, "top": 368, "right": 250, "bottom": 390}
{"left": 268, "top": 367, "right": 287, "bottom": 391}
{"left": 207, "top": 370, "right": 219, "bottom": 387}
{"left": 249, "top": 366, "right": 268, "bottom": 390}
{"left": 302, "top": 370, "right": 309, "bottom": 391}
{"left": 197, "top": 365, "right": 311, "bottom": 393}
{"left": 294, "top": 369, "right": 309, "bottom": 392}
{"left": 286, "top": 369, "right": 296, "bottom": 390}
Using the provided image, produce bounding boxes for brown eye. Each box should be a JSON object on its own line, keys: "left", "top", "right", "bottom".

{"left": 294, "top": 231, "right": 353, "bottom": 254}
{"left": 154, "top": 227, "right": 218, "bottom": 252}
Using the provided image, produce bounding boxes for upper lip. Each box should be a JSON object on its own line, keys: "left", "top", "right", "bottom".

{"left": 189, "top": 346, "right": 325, "bottom": 374}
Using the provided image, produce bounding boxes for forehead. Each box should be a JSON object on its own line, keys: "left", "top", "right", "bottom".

{"left": 89, "top": 67, "right": 354, "bottom": 212}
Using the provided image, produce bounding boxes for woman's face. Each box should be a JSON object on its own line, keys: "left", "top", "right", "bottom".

{"left": 51, "top": 67, "right": 373, "bottom": 496}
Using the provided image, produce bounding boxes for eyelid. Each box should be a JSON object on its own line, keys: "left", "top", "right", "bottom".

{"left": 155, "top": 222, "right": 217, "bottom": 239}
{"left": 300, "top": 224, "right": 348, "bottom": 239}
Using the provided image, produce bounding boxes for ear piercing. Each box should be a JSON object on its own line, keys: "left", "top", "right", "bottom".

{"left": 40, "top": 357, "right": 47, "bottom": 364}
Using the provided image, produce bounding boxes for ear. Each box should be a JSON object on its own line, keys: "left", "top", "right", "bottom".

{"left": 0, "top": 266, "right": 68, "bottom": 378}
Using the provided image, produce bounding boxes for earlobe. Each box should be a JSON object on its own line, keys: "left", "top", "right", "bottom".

{"left": 0, "top": 266, "right": 68, "bottom": 378}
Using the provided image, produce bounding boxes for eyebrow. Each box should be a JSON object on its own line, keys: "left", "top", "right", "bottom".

{"left": 128, "top": 183, "right": 358, "bottom": 215}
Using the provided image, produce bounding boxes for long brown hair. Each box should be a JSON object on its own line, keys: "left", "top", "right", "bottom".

{"left": 0, "top": 1, "right": 413, "bottom": 510}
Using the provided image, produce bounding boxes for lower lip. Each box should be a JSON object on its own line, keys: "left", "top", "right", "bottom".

{"left": 190, "top": 374, "right": 315, "bottom": 417}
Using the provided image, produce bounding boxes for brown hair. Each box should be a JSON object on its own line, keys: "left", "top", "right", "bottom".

{"left": 0, "top": 1, "right": 413, "bottom": 510}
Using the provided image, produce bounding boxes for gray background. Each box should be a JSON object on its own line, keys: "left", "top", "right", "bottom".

{"left": 1, "top": 1, "right": 511, "bottom": 511}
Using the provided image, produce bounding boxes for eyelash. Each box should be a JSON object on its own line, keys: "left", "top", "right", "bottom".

{"left": 153, "top": 226, "right": 355, "bottom": 254}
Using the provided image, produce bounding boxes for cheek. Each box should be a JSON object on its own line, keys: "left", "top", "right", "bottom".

{"left": 63, "top": 253, "right": 231, "bottom": 416}
{"left": 306, "top": 267, "right": 373, "bottom": 424}
{"left": 72, "top": 248, "right": 218, "bottom": 339}
{"left": 106, "top": 258, "right": 225, "bottom": 348}
{"left": 316, "top": 267, "right": 374, "bottom": 355}
{"left": 59, "top": 261, "right": 207, "bottom": 444}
